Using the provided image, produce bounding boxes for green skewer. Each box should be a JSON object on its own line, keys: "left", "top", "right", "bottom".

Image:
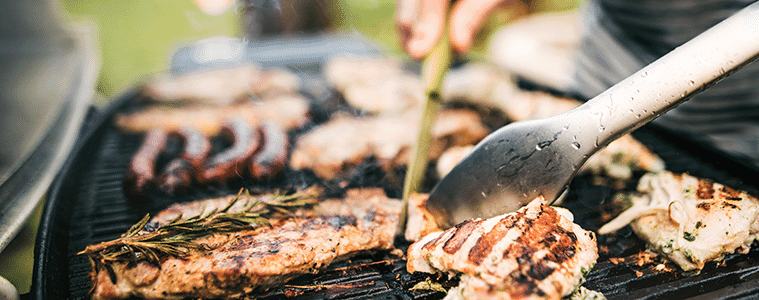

{"left": 399, "top": 25, "right": 454, "bottom": 233}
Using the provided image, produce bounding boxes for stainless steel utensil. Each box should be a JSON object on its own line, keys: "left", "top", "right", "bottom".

{"left": 426, "top": 2, "right": 759, "bottom": 228}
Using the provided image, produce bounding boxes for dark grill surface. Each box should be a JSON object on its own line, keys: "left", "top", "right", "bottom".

{"left": 33, "top": 80, "right": 759, "bottom": 300}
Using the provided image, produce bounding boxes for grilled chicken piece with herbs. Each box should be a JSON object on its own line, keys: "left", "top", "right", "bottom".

{"left": 599, "top": 171, "right": 759, "bottom": 272}
{"left": 82, "top": 188, "right": 401, "bottom": 300}
{"left": 407, "top": 197, "right": 598, "bottom": 300}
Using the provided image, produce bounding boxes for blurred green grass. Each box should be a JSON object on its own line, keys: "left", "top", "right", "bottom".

{"left": 62, "top": 0, "right": 240, "bottom": 98}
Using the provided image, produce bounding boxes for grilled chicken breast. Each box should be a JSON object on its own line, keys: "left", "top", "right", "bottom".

{"left": 87, "top": 188, "right": 401, "bottom": 300}
{"left": 407, "top": 198, "right": 598, "bottom": 300}
{"left": 599, "top": 171, "right": 759, "bottom": 272}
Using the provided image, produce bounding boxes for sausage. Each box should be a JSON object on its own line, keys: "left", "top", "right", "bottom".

{"left": 158, "top": 160, "right": 194, "bottom": 195}
{"left": 248, "top": 122, "right": 289, "bottom": 180}
{"left": 124, "top": 129, "right": 169, "bottom": 198}
{"left": 197, "top": 118, "right": 260, "bottom": 183}
{"left": 158, "top": 128, "right": 212, "bottom": 194}
{"left": 175, "top": 127, "right": 213, "bottom": 168}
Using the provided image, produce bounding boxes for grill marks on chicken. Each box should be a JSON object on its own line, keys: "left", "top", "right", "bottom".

{"left": 89, "top": 188, "right": 401, "bottom": 300}
{"left": 599, "top": 171, "right": 759, "bottom": 272}
{"left": 407, "top": 198, "right": 598, "bottom": 299}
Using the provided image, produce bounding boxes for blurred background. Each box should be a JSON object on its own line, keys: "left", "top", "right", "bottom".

{"left": 0, "top": 0, "right": 578, "bottom": 295}
{"left": 60, "top": 0, "right": 579, "bottom": 99}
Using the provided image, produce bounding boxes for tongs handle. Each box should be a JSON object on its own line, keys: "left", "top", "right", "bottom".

{"left": 570, "top": 2, "right": 759, "bottom": 154}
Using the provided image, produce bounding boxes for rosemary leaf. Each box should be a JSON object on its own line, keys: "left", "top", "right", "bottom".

{"left": 79, "top": 189, "right": 319, "bottom": 267}
{"left": 124, "top": 214, "right": 151, "bottom": 238}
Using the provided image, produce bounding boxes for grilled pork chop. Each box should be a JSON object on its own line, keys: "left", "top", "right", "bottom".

{"left": 599, "top": 171, "right": 759, "bottom": 272}
{"left": 407, "top": 198, "right": 598, "bottom": 300}
{"left": 86, "top": 188, "right": 401, "bottom": 300}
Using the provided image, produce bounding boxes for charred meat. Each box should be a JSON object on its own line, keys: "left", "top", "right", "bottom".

{"left": 248, "top": 122, "right": 289, "bottom": 180}
{"left": 124, "top": 129, "right": 169, "bottom": 198}
{"left": 197, "top": 118, "right": 260, "bottom": 183}
{"left": 83, "top": 188, "right": 401, "bottom": 300}
{"left": 157, "top": 128, "right": 212, "bottom": 194}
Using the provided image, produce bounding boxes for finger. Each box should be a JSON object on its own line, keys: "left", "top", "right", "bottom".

{"left": 193, "top": 0, "right": 235, "bottom": 16}
{"left": 450, "top": 0, "right": 509, "bottom": 53}
{"left": 406, "top": 0, "right": 448, "bottom": 59}
{"left": 396, "top": 0, "right": 420, "bottom": 53}
{"left": 397, "top": 0, "right": 420, "bottom": 29}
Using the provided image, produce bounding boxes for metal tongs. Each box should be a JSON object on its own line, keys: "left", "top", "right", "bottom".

{"left": 426, "top": 2, "right": 759, "bottom": 228}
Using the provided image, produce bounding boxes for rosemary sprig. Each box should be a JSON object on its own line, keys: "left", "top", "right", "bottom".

{"left": 79, "top": 188, "right": 319, "bottom": 267}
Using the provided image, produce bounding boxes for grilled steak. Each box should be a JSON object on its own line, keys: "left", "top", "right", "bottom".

{"left": 599, "top": 171, "right": 759, "bottom": 272}
{"left": 86, "top": 188, "right": 401, "bottom": 300}
{"left": 341, "top": 74, "right": 423, "bottom": 114}
{"left": 407, "top": 198, "right": 598, "bottom": 299}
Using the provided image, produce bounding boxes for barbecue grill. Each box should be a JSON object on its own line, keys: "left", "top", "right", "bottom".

{"left": 30, "top": 36, "right": 759, "bottom": 300}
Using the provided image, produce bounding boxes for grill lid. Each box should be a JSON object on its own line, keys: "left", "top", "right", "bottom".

{"left": 0, "top": 1, "right": 99, "bottom": 254}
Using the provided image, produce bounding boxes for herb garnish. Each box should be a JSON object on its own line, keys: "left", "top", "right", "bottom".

{"left": 79, "top": 188, "right": 319, "bottom": 270}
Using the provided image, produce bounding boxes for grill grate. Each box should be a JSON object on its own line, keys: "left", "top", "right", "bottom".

{"left": 34, "top": 84, "right": 759, "bottom": 300}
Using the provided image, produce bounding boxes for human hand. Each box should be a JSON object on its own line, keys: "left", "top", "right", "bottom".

{"left": 396, "top": 0, "right": 512, "bottom": 59}
{"left": 193, "top": 0, "right": 235, "bottom": 16}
